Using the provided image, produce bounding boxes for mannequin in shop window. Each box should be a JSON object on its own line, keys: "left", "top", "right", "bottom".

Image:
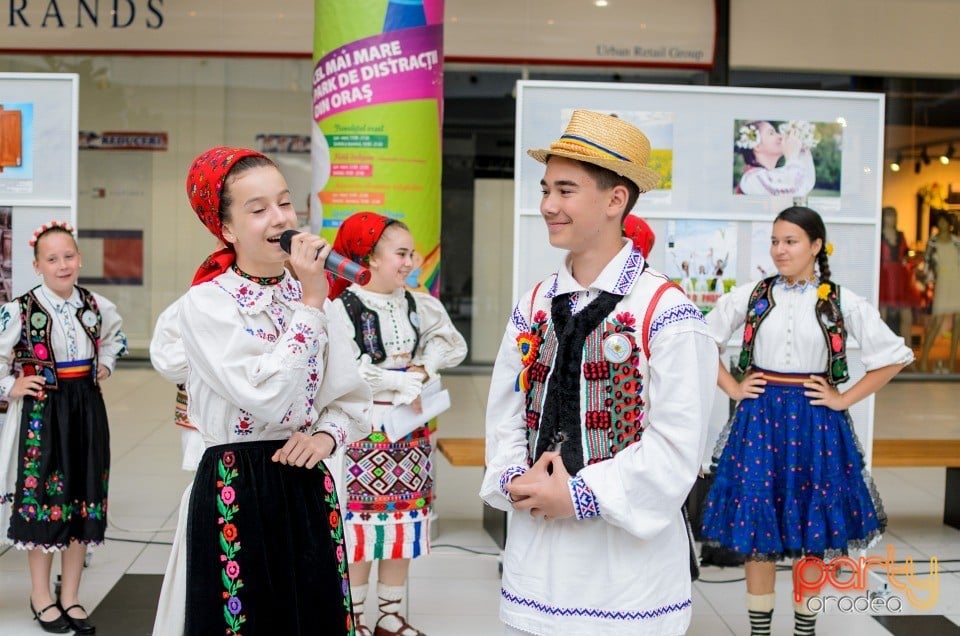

{"left": 920, "top": 211, "right": 960, "bottom": 372}
{"left": 879, "top": 206, "right": 916, "bottom": 338}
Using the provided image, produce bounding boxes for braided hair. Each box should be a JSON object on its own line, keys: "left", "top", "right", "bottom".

{"left": 774, "top": 206, "right": 838, "bottom": 321}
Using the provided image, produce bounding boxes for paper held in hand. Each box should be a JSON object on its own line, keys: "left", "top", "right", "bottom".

{"left": 382, "top": 378, "right": 450, "bottom": 442}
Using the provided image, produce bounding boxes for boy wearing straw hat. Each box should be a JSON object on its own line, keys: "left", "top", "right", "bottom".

{"left": 480, "top": 110, "right": 717, "bottom": 635}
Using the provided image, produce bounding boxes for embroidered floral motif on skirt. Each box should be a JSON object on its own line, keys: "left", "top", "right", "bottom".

{"left": 185, "top": 440, "right": 353, "bottom": 636}
{"left": 9, "top": 373, "right": 110, "bottom": 551}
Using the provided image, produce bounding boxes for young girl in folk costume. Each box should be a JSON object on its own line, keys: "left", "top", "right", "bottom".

{"left": 328, "top": 212, "right": 467, "bottom": 636}
{"left": 0, "top": 221, "right": 126, "bottom": 634}
{"left": 151, "top": 147, "right": 371, "bottom": 636}
{"left": 700, "top": 206, "right": 914, "bottom": 636}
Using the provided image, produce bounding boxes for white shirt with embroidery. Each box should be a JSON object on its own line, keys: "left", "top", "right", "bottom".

{"left": 327, "top": 285, "right": 467, "bottom": 407}
{"left": 176, "top": 269, "right": 371, "bottom": 449}
{"left": 480, "top": 240, "right": 718, "bottom": 635}
{"left": 0, "top": 284, "right": 126, "bottom": 398}
{"left": 706, "top": 278, "right": 914, "bottom": 373}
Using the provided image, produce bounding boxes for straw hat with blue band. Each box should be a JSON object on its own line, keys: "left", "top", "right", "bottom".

{"left": 527, "top": 110, "right": 662, "bottom": 193}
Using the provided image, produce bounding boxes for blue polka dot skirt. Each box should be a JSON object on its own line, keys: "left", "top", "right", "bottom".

{"left": 700, "top": 379, "right": 886, "bottom": 560}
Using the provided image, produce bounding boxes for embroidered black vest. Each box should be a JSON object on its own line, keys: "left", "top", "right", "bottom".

{"left": 15, "top": 287, "right": 102, "bottom": 389}
{"left": 737, "top": 276, "right": 849, "bottom": 385}
{"left": 520, "top": 291, "right": 650, "bottom": 475}
{"left": 339, "top": 289, "right": 420, "bottom": 363}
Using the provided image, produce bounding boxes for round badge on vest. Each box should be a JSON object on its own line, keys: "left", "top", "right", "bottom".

{"left": 81, "top": 310, "right": 98, "bottom": 328}
{"left": 602, "top": 333, "right": 632, "bottom": 363}
{"left": 409, "top": 311, "right": 421, "bottom": 329}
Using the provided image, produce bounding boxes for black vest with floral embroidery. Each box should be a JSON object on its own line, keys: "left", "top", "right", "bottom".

{"left": 339, "top": 289, "right": 420, "bottom": 363}
{"left": 737, "top": 276, "right": 849, "bottom": 385}
{"left": 519, "top": 292, "right": 647, "bottom": 475}
{"left": 14, "top": 287, "right": 102, "bottom": 389}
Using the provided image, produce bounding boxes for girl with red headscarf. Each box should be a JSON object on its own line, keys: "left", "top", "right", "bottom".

{"left": 151, "top": 147, "right": 371, "bottom": 636}
{"left": 327, "top": 212, "right": 466, "bottom": 636}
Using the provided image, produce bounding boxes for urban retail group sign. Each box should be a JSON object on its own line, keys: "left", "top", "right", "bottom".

{"left": 1, "top": 0, "right": 715, "bottom": 69}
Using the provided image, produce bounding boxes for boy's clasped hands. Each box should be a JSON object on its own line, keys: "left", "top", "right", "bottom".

{"left": 505, "top": 451, "right": 576, "bottom": 521}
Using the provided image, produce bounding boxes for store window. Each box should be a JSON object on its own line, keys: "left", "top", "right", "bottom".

{"left": 731, "top": 72, "right": 960, "bottom": 377}
{"left": 3, "top": 52, "right": 956, "bottom": 376}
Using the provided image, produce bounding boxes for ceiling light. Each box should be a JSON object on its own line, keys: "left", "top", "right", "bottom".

{"left": 942, "top": 143, "right": 956, "bottom": 165}
{"left": 890, "top": 151, "right": 902, "bottom": 172}
{"left": 594, "top": 0, "right": 609, "bottom": 6}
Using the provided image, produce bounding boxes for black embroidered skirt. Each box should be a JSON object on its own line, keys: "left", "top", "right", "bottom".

{"left": 185, "top": 439, "right": 354, "bottom": 636}
{"left": 8, "top": 375, "right": 110, "bottom": 550}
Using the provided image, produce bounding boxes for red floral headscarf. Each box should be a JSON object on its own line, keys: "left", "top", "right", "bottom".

{"left": 329, "top": 211, "right": 391, "bottom": 298}
{"left": 186, "top": 146, "right": 273, "bottom": 285}
{"left": 623, "top": 214, "right": 655, "bottom": 258}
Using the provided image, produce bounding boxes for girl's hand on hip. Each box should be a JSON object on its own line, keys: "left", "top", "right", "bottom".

{"left": 271, "top": 431, "right": 336, "bottom": 469}
{"left": 10, "top": 375, "right": 45, "bottom": 399}
{"left": 97, "top": 366, "right": 111, "bottom": 381}
{"left": 735, "top": 371, "right": 767, "bottom": 401}
{"left": 803, "top": 375, "right": 846, "bottom": 411}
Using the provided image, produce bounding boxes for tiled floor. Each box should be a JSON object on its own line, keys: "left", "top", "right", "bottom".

{"left": 0, "top": 366, "right": 958, "bottom": 635}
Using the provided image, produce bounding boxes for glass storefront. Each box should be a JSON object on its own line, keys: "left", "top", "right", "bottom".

{"left": 1, "top": 53, "right": 957, "bottom": 375}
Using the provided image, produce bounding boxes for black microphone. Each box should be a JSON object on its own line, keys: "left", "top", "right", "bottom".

{"left": 278, "top": 229, "right": 371, "bottom": 285}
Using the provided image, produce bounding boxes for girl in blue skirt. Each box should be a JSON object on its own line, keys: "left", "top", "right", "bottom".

{"left": 700, "top": 206, "right": 913, "bottom": 636}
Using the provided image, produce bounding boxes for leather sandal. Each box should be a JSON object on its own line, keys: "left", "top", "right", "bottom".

{"left": 373, "top": 611, "right": 426, "bottom": 636}
{"left": 59, "top": 602, "right": 96, "bottom": 634}
{"left": 29, "top": 600, "right": 70, "bottom": 634}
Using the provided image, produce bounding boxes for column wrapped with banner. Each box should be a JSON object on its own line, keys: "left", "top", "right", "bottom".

{"left": 312, "top": 0, "right": 444, "bottom": 295}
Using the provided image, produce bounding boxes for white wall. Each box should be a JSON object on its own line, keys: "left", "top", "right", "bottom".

{"left": 471, "top": 179, "right": 514, "bottom": 363}
{"left": 731, "top": 0, "right": 960, "bottom": 77}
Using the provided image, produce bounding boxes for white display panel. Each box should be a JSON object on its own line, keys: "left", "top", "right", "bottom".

{"left": 0, "top": 73, "right": 78, "bottom": 302}
{"left": 514, "top": 81, "right": 885, "bottom": 466}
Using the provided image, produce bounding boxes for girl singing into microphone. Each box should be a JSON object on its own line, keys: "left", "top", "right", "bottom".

{"left": 328, "top": 212, "right": 467, "bottom": 636}
{"left": 152, "top": 147, "right": 372, "bottom": 636}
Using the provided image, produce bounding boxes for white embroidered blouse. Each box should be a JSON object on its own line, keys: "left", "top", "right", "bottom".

{"left": 706, "top": 278, "right": 915, "bottom": 373}
{"left": 174, "top": 269, "right": 371, "bottom": 448}
{"left": 0, "top": 284, "right": 126, "bottom": 397}
{"left": 327, "top": 286, "right": 467, "bottom": 407}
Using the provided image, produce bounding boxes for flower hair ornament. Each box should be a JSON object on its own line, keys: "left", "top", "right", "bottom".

{"left": 824, "top": 242, "right": 834, "bottom": 257}
{"left": 29, "top": 220, "right": 77, "bottom": 248}
{"left": 735, "top": 124, "right": 761, "bottom": 150}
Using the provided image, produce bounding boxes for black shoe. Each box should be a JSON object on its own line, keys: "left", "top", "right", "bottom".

{"left": 29, "top": 600, "right": 71, "bottom": 634}
{"left": 59, "top": 603, "right": 96, "bottom": 635}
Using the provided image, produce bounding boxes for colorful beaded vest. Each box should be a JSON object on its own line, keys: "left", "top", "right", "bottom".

{"left": 737, "top": 276, "right": 849, "bottom": 385}
{"left": 15, "top": 286, "right": 102, "bottom": 389}
{"left": 519, "top": 290, "right": 648, "bottom": 475}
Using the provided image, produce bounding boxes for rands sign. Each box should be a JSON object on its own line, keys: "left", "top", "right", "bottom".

{"left": 7, "top": 0, "right": 164, "bottom": 29}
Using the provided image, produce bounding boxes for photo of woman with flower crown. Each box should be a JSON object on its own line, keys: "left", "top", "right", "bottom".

{"left": 732, "top": 119, "right": 843, "bottom": 198}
